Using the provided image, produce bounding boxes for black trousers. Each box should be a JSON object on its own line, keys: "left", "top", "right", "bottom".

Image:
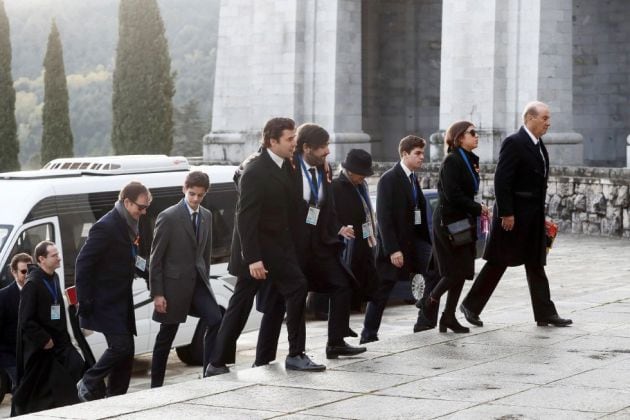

{"left": 211, "top": 274, "right": 307, "bottom": 366}
{"left": 462, "top": 261, "right": 557, "bottom": 321}
{"left": 81, "top": 333, "right": 134, "bottom": 397}
{"left": 255, "top": 305, "right": 285, "bottom": 365}
{"left": 151, "top": 279, "right": 222, "bottom": 387}
{"left": 363, "top": 239, "right": 431, "bottom": 339}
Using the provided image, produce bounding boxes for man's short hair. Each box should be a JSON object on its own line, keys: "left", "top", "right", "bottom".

{"left": 184, "top": 171, "right": 210, "bottom": 191}
{"left": 296, "top": 123, "right": 329, "bottom": 153}
{"left": 34, "top": 241, "right": 55, "bottom": 262}
{"left": 522, "top": 101, "right": 548, "bottom": 123}
{"left": 118, "top": 181, "right": 152, "bottom": 202}
{"left": 10, "top": 253, "right": 32, "bottom": 272}
{"left": 262, "top": 117, "right": 295, "bottom": 148}
{"left": 398, "top": 135, "right": 426, "bottom": 158}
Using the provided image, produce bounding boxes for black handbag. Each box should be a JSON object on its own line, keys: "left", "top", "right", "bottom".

{"left": 445, "top": 218, "right": 474, "bottom": 247}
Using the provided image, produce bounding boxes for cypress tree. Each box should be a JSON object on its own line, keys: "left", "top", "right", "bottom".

{"left": 41, "top": 20, "right": 74, "bottom": 165}
{"left": 111, "top": 0, "right": 175, "bottom": 155}
{"left": 0, "top": 0, "right": 19, "bottom": 171}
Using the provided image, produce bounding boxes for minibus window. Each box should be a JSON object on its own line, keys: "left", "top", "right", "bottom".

{"left": 0, "top": 225, "right": 11, "bottom": 251}
{"left": 0, "top": 223, "right": 55, "bottom": 287}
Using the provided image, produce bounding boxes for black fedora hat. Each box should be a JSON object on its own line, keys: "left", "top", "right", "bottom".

{"left": 342, "top": 149, "right": 374, "bottom": 176}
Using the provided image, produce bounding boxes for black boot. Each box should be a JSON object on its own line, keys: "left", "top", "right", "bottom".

{"left": 438, "top": 312, "right": 470, "bottom": 333}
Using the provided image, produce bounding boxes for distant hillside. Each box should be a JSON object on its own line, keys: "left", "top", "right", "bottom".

{"left": 4, "top": 0, "right": 220, "bottom": 167}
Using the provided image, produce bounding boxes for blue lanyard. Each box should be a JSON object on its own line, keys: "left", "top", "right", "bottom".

{"left": 42, "top": 276, "right": 59, "bottom": 304}
{"left": 355, "top": 183, "right": 373, "bottom": 213}
{"left": 458, "top": 148, "right": 479, "bottom": 194}
{"left": 297, "top": 155, "right": 323, "bottom": 206}
{"left": 410, "top": 173, "right": 419, "bottom": 206}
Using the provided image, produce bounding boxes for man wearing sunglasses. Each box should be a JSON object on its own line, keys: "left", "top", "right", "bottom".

{"left": 75, "top": 181, "right": 152, "bottom": 401}
{"left": 0, "top": 253, "right": 33, "bottom": 392}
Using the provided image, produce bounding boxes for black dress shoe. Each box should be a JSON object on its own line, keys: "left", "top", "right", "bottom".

{"left": 326, "top": 341, "right": 367, "bottom": 359}
{"left": 252, "top": 361, "right": 269, "bottom": 368}
{"left": 359, "top": 334, "right": 379, "bottom": 345}
{"left": 204, "top": 364, "right": 230, "bottom": 377}
{"left": 285, "top": 353, "right": 326, "bottom": 372}
{"left": 459, "top": 303, "right": 483, "bottom": 327}
{"left": 77, "top": 379, "right": 102, "bottom": 402}
{"left": 537, "top": 314, "right": 572, "bottom": 327}
{"left": 345, "top": 327, "right": 358, "bottom": 338}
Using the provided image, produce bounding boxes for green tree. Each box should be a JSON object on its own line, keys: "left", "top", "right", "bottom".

{"left": 111, "top": 0, "right": 175, "bottom": 155}
{"left": 41, "top": 20, "right": 73, "bottom": 165}
{"left": 0, "top": 0, "right": 19, "bottom": 171}
{"left": 172, "top": 99, "right": 205, "bottom": 156}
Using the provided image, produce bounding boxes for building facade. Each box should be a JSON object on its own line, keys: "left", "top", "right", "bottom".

{"left": 204, "top": 0, "right": 630, "bottom": 167}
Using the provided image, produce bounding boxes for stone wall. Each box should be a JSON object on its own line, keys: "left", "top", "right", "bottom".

{"left": 365, "top": 162, "right": 630, "bottom": 239}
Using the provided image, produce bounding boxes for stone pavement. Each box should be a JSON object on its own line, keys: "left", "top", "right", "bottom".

{"left": 12, "top": 234, "right": 630, "bottom": 419}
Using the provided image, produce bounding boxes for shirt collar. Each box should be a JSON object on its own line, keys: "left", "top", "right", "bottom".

{"left": 267, "top": 148, "right": 284, "bottom": 169}
{"left": 184, "top": 199, "right": 198, "bottom": 216}
{"left": 400, "top": 160, "right": 413, "bottom": 178}
{"left": 522, "top": 125, "right": 540, "bottom": 145}
{"left": 15, "top": 281, "right": 24, "bottom": 291}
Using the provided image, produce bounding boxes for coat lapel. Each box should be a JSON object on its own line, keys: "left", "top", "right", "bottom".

{"left": 261, "top": 149, "right": 295, "bottom": 194}
{"left": 111, "top": 209, "right": 132, "bottom": 246}
{"left": 178, "top": 199, "right": 198, "bottom": 246}
{"left": 394, "top": 163, "right": 415, "bottom": 208}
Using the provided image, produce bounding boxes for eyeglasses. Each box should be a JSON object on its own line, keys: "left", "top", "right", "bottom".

{"left": 132, "top": 201, "right": 150, "bottom": 211}
{"left": 19, "top": 269, "right": 27, "bottom": 275}
{"left": 466, "top": 129, "right": 479, "bottom": 137}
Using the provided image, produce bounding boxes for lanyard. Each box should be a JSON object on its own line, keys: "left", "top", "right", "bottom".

{"left": 410, "top": 173, "right": 419, "bottom": 206}
{"left": 42, "top": 276, "right": 59, "bottom": 304}
{"left": 355, "top": 184, "right": 375, "bottom": 231}
{"left": 458, "top": 148, "right": 479, "bottom": 194}
{"left": 131, "top": 235, "right": 140, "bottom": 259}
{"left": 297, "top": 155, "right": 323, "bottom": 206}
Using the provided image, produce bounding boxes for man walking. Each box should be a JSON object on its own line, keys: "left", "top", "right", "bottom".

{"left": 460, "top": 101, "right": 572, "bottom": 328}
{"left": 12, "top": 242, "right": 84, "bottom": 415}
{"left": 150, "top": 171, "right": 223, "bottom": 387}
{"left": 0, "top": 253, "right": 32, "bottom": 390}
{"left": 361, "top": 135, "right": 432, "bottom": 344}
{"left": 206, "top": 117, "right": 324, "bottom": 375}
{"left": 76, "top": 182, "right": 152, "bottom": 400}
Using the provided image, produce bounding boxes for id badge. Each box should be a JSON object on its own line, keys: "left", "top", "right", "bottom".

{"left": 414, "top": 209, "right": 422, "bottom": 225}
{"left": 362, "top": 222, "right": 372, "bottom": 239}
{"left": 306, "top": 206, "right": 320, "bottom": 226}
{"left": 135, "top": 255, "right": 147, "bottom": 272}
{"left": 51, "top": 304, "right": 61, "bottom": 320}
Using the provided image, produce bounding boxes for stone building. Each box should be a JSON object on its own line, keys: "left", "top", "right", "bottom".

{"left": 204, "top": 0, "right": 630, "bottom": 168}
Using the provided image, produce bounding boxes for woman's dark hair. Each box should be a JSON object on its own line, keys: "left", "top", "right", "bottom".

{"left": 444, "top": 120, "right": 473, "bottom": 151}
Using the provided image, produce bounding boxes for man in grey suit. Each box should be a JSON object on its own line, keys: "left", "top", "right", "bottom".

{"left": 149, "top": 171, "right": 222, "bottom": 387}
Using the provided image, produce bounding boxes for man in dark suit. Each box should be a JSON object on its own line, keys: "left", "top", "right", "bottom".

{"left": 0, "top": 253, "right": 32, "bottom": 390}
{"left": 461, "top": 101, "right": 572, "bottom": 327}
{"left": 206, "top": 117, "right": 325, "bottom": 376}
{"left": 75, "top": 182, "right": 151, "bottom": 401}
{"left": 360, "top": 135, "right": 432, "bottom": 344}
{"left": 12, "top": 241, "right": 85, "bottom": 416}
{"left": 150, "top": 171, "right": 222, "bottom": 387}
{"left": 256, "top": 124, "right": 366, "bottom": 362}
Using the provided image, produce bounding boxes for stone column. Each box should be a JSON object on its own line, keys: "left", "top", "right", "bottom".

{"left": 205, "top": 0, "right": 370, "bottom": 163}
{"left": 627, "top": 134, "right": 630, "bottom": 168}
{"left": 439, "top": 0, "right": 582, "bottom": 164}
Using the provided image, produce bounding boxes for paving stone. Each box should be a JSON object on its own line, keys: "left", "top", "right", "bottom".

{"left": 119, "top": 402, "right": 279, "bottom": 419}
{"left": 272, "top": 369, "right": 417, "bottom": 393}
{"left": 446, "top": 403, "right": 603, "bottom": 419}
{"left": 301, "top": 394, "right": 474, "bottom": 419}
{"left": 187, "top": 384, "right": 355, "bottom": 413}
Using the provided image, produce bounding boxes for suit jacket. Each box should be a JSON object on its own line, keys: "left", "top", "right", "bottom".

{"left": 0, "top": 282, "right": 19, "bottom": 367}
{"left": 375, "top": 163, "right": 431, "bottom": 280}
{"left": 228, "top": 148, "right": 303, "bottom": 296}
{"left": 150, "top": 199, "right": 214, "bottom": 324}
{"left": 75, "top": 208, "right": 138, "bottom": 335}
{"left": 483, "top": 126, "right": 549, "bottom": 266}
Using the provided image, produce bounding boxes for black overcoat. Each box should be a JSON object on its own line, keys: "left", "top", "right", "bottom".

{"left": 375, "top": 163, "right": 431, "bottom": 280}
{"left": 75, "top": 208, "right": 139, "bottom": 335}
{"left": 483, "top": 127, "right": 549, "bottom": 267}
{"left": 12, "top": 267, "right": 84, "bottom": 416}
{"left": 331, "top": 172, "right": 378, "bottom": 298}
{"left": 0, "top": 282, "right": 19, "bottom": 369}
{"left": 432, "top": 149, "right": 482, "bottom": 280}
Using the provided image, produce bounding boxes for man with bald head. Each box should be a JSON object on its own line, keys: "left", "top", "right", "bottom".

{"left": 460, "top": 101, "right": 572, "bottom": 328}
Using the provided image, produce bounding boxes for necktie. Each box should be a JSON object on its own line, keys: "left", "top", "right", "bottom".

{"left": 192, "top": 212, "right": 198, "bottom": 238}
{"left": 308, "top": 167, "right": 318, "bottom": 205}
{"left": 409, "top": 173, "right": 419, "bottom": 205}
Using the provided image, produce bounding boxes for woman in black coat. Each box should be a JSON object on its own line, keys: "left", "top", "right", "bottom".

{"left": 421, "top": 121, "right": 489, "bottom": 333}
